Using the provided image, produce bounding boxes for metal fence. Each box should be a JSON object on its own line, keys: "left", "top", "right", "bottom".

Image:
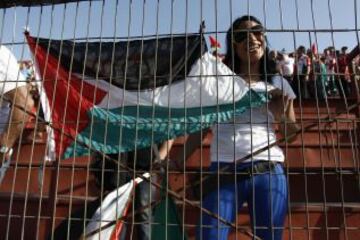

{"left": 0, "top": 1, "right": 359, "bottom": 240}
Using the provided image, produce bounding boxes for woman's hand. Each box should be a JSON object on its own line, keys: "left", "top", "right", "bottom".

{"left": 268, "top": 88, "right": 300, "bottom": 141}
{"left": 268, "top": 88, "right": 290, "bottom": 122}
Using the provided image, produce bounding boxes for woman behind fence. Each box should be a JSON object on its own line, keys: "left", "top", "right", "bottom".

{"left": 176, "top": 15, "right": 299, "bottom": 240}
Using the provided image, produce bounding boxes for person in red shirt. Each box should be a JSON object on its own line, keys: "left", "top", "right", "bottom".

{"left": 337, "top": 46, "right": 351, "bottom": 97}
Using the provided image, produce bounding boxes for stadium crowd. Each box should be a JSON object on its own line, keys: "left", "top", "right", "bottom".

{"left": 269, "top": 45, "right": 360, "bottom": 99}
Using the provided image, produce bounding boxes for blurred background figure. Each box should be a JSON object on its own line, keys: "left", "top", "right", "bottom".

{"left": 269, "top": 49, "right": 281, "bottom": 75}
{"left": 324, "top": 47, "right": 339, "bottom": 96}
{"left": 277, "top": 50, "right": 294, "bottom": 82}
{"left": 293, "top": 45, "right": 311, "bottom": 99}
{"left": 312, "top": 55, "right": 328, "bottom": 100}
{"left": 337, "top": 46, "right": 352, "bottom": 98}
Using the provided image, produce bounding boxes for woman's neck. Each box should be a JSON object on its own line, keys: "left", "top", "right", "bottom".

{"left": 239, "top": 61, "right": 261, "bottom": 83}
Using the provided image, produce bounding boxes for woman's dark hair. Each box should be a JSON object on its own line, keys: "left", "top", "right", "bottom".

{"left": 223, "top": 15, "right": 277, "bottom": 82}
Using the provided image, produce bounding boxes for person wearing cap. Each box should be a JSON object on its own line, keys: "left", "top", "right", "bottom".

{"left": 0, "top": 45, "right": 34, "bottom": 182}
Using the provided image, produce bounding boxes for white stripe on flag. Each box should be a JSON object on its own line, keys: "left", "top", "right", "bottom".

{"left": 34, "top": 60, "right": 56, "bottom": 162}
{"left": 84, "top": 53, "right": 250, "bottom": 109}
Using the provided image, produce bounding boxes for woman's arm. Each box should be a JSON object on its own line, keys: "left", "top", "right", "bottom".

{"left": 269, "top": 89, "right": 299, "bottom": 142}
{"left": 158, "top": 139, "right": 175, "bottom": 160}
{"left": 170, "top": 130, "right": 208, "bottom": 169}
{"left": 280, "top": 99, "right": 300, "bottom": 142}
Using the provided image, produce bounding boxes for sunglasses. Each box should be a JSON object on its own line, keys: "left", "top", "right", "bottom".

{"left": 232, "top": 25, "right": 266, "bottom": 43}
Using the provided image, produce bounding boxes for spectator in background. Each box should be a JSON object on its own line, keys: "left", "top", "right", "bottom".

{"left": 307, "top": 49, "right": 316, "bottom": 98}
{"left": 293, "top": 45, "right": 311, "bottom": 99}
{"left": 0, "top": 45, "right": 34, "bottom": 183}
{"left": 277, "top": 51, "right": 294, "bottom": 82}
{"left": 313, "top": 56, "right": 328, "bottom": 100}
{"left": 19, "top": 60, "right": 34, "bottom": 80}
{"left": 324, "top": 47, "right": 338, "bottom": 96}
{"left": 352, "top": 55, "right": 360, "bottom": 86}
{"left": 269, "top": 49, "right": 280, "bottom": 75}
{"left": 337, "top": 46, "right": 351, "bottom": 97}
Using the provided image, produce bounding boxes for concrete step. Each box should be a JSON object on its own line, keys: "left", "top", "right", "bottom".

{"left": 172, "top": 128, "right": 359, "bottom": 153}
{"left": 1, "top": 188, "right": 359, "bottom": 240}
{"left": 173, "top": 144, "right": 359, "bottom": 169}
{"left": 0, "top": 162, "right": 100, "bottom": 199}
{"left": 180, "top": 204, "right": 360, "bottom": 240}
{"left": 2, "top": 166, "right": 358, "bottom": 205}
{"left": 167, "top": 171, "right": 360, "bottom": 203}
{"left": 0, "top": 195, "right": 91, "bottom": 240}
{"left": 293, "top": 98, "right": 359, "bottom": 113}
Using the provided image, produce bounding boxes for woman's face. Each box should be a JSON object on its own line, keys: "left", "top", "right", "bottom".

{"left": 233, "top": 20, "right": 265, "bottom": 65}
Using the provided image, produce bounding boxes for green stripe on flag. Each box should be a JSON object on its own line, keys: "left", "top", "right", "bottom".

{"left": 62, "top": 90, "right": 266, "bottom": 159}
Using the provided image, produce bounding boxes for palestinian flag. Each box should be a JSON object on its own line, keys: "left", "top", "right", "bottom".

{"left": 26, "top": 32, "right": 265, "bottom": 160}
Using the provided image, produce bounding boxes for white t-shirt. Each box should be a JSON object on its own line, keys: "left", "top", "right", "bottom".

{"left": 325, "top": 55, "right": 336, "bottom": 74}
{"left": 0, "top": 45, "right": 27, "bottom": 134}
{"left": 296, "top": 55, "right": 309, "bottom": 75}
{"left": 210, "top": 76, "right": 296, "bottom": 164}
{"left": 279, "top": 55, "right": 294, "bottom": 77}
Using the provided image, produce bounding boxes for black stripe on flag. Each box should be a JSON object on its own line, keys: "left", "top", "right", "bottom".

{"left": 0, "top": 0, "right": 91, "bottom": 8}
{"left": 34, "top": 34, "right": 207, "bottom": 90}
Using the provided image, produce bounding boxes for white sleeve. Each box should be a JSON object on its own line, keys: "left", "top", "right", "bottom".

{"left": 271, "top": 75, "right": 296, "bottom": 100}
{"left": 0, "top": 46, "right": 27, "bottom": 95}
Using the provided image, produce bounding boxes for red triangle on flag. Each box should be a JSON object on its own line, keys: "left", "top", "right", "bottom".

{"left": 26, "top": 33, "right": 107, "bottom": 159}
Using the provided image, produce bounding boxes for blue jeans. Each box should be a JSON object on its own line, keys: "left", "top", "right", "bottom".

{"left": 197, "top": 162, "right": 288, "bottom": 240}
